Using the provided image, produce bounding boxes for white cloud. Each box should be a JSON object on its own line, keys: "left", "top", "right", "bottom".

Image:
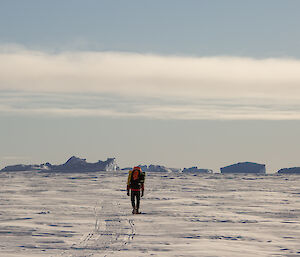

{"left": 1, "top": 46, "right": 300, "bottom": 120}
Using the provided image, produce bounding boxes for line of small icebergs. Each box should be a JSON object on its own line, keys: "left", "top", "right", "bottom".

{"left": 1, "top": 156, "right": 300, "bottom": 174}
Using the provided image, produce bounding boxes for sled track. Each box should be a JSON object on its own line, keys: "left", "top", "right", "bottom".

{"left": 61, "top": 200, "right": 135, "bottom": 257}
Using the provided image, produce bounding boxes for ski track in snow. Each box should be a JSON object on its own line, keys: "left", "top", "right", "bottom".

{"left": 0, "top": 171, "right": 300, "bottom": 256}
{"left": 68, "top": 200, "right": 135, "bottom": 256}
{"left": 59, "top": 190, "right": 136, "bottom": 256}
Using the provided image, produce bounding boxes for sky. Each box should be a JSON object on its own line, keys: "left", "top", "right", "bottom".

{"left": 1, "top": 0, "right": 300, "bottom": 173}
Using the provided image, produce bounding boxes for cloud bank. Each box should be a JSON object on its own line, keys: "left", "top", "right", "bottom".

{"left": 1, "top": 46, "right": 300, "bottom": 120}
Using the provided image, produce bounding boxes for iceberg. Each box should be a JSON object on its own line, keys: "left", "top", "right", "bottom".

{"left": 277, "top": 167, "right": 300, "bottom": 174}
{"left": 220, "top": 162, "right": 266, "bottom": 174}
{"left": 1, "top": 156, "right": 119, "bottom": 173}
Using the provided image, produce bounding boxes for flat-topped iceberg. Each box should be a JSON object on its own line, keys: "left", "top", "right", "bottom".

{"left": 182, "top": 167, "right": 213, "bottom": 173}
{"left": 137, "top": 164, "right": 172, "bottom": 172}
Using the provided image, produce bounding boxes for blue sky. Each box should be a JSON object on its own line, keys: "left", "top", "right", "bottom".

{"left": 1, "top": 0, "right": 300, "bottom": 172}
{"left": 1, "top": 0, "right": 300, "bottom": 57}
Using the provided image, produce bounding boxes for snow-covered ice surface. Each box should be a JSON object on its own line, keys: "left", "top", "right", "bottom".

{"left": 0, "top": 171, "right": 300, "bottom": 257}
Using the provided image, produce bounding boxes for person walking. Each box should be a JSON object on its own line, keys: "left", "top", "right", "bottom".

{"left": 127, "top": 166, "right": 145, "bottom": 214}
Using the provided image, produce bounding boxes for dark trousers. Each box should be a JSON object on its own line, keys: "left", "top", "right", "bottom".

{"left": 131, "top": 190, "right": 140, "bottom": 210}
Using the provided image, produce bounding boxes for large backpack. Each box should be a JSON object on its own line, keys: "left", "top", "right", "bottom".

{"left": 130, "top": 169, "right": 144, "bottom": 189}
